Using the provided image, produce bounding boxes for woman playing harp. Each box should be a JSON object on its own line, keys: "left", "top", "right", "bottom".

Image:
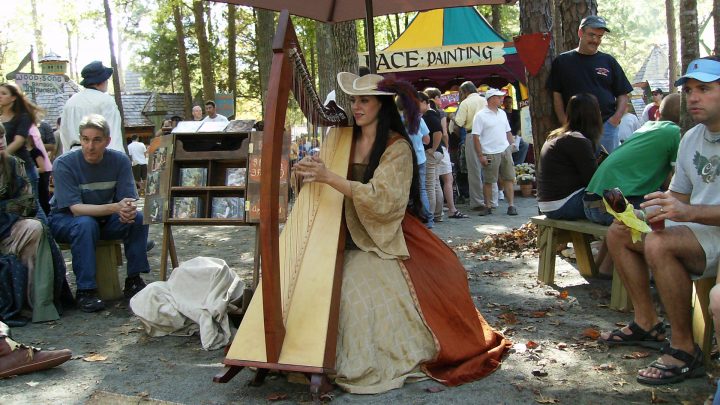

{"left": 295, "top": 73, "right": 511, "bottom": 394}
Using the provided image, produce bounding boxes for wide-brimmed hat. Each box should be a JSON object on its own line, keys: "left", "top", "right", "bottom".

{"left": 580, "top": 15, "right": 610, "bottom": 32}
{"left": 80, "top": 61, "right": 113, "bottom": 87}
{"left": 675, "top": 58, "right": 720, "bottom": 86}
{"left": 484, "top": 88, "right": 506, "bottom": 100}
{"left": 337, "top": 72, "right": 395, "bottom": 96}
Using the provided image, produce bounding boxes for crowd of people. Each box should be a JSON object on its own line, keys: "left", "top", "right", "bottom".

{"left": 1, "top": 13, "right": 719, "bottom": 400}
{"left": 536, "top": 14, "right": 720, "bottom": 390}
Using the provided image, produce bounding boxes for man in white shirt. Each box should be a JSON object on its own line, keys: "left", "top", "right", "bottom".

{"left": 470, "top": 88, "right": 517, "bottom": 216}
{"left": 60, "top": 61, "right": 125, "bottom": 153}
{"left": 127, "top": 134, "right": 148, "bottom": 193}
{"left": 202, "top": 101, "right": 228, "bottom": 123}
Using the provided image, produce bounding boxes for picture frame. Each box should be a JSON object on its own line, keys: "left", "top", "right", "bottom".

{"left": 172, "top": 197, "right": 201, "bottom": 218}
{"left": 225, "top": 167, "right": 246, "bottom": 187}
{"left": 179, "top": 168, "right": 207, "bottom": 187}
{"left": 211, "top": 197, "right": 244, "bottom": 219}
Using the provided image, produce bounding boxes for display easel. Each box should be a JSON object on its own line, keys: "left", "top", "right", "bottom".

{"left": 144, "top": 121, "right": 288, "bottom": 288}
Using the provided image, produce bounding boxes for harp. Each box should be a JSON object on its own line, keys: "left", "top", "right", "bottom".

{"left": 214, "top": 9, "right": 351, "bottom": 394}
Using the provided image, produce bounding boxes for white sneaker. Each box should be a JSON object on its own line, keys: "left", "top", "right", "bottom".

{"left": 499, "top": 191, "right": 505, "bottom": 200}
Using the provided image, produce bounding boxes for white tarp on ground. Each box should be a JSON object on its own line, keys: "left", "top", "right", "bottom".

{"left": 130, "top": 257, "right": 244, "bottom": 350}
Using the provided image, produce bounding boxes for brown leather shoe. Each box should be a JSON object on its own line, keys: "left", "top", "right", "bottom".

{"left": 0, "top": 336, "right": 72, "bottom": 378}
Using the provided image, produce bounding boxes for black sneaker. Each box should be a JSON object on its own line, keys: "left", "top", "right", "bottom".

{"left": 75, "top": 290, "right": 106, "bottom": 313}
{"left": 507, "top": 206, "right": 518, "bottom": 216}
{"left": 146, "top": 240, "right": 156, "bottom": 252}
{"left": 124, "top": 275, "right": 147, "bottom": 299}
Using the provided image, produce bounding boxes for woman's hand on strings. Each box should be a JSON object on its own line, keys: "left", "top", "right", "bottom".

{"left": 295, "top": 156, "right": 328, "bottom": 184}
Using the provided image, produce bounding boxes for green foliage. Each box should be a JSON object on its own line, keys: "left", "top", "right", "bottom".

{"left": 597, "top": 1, "right": 667, "bottom": 79}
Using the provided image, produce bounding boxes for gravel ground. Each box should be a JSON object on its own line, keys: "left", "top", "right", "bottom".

{"left": 1, "top": 193, "right": 715, "bottom": 404}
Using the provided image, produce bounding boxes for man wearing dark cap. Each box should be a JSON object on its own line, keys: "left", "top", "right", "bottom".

{"left": 548, "top": 15, "right": 632, "bottom": 154}
{"left": 60, "top": 61, "right": 125, "bottom": 153}
{"left": 640, "top": 88, "right": 664, "bottom": 125}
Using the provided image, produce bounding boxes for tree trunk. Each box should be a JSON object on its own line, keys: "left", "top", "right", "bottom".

{"left": 206, "top": 2, "right": 215, "bottom": 46}
{"left": 491, "top": 5, "right": 501, "bottom": 33}
{"left": 714, "top": 0, "right": 719, "bottom": 56}
{"left": 173, "top": 3, "right": 193, "bottom": 119}
{"left": 519, "top": 0, "right": 557, "bottom": 165}
{"left": 116, "top": 28, "right": 125, "bottom": 91}
{"left": 666, "top": 0, "right": 678, "bottom": 93}
{"left": 316, "top": 22, "right": 334, "bottom": 106}
{"left": 679, "top": 0, "right": 700, "bottom": 134}
{"left": 255, "top": 9, "right": 275, "bottom": 111}
{"left": 227, "top": 4, "right": 237, "bottom": 119}
{"left": 65, "top": 23, "right": 75, "bottom": 80}
{"left": 331, "top": 21, "right": 359, "bottom": 124}
{"left": 103, "top": 0, "right": 125, "bottom": 148}
{"left": 31, "top": 0, "right": 44, "bottom": 59}
{"left": 193, "top": 0, "right": 216, "bottom": 102}
{"left": 555, "top": 0, "right": 597, "bottom": 54}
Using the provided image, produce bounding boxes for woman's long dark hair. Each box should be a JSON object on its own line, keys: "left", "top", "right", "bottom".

{"left": 0, "top": 83, "right": 42, "bottom": 124}
{"left": 547, "top": 93, "right": 603, "bottom": 150}
{"left": 353, "top": 79, "right": 424, "bottom": 219}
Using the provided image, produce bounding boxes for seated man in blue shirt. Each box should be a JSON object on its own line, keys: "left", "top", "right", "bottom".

{"left": 48, "top": 114, "right": 150, "bottom": 312}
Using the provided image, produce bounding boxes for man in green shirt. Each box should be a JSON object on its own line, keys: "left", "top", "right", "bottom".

{"left": 583, "top": 93, "right": 681, "bottom": 226}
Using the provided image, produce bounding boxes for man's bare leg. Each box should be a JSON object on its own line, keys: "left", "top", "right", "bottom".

{"left": 482, "top": 182, "right": 493, "bottom": 210}
{"left": 639, "top": 226, "right": 705, "bottom": 379}
{"left": 600, "top": 223, "right": 662, "bottom": 340}
{"left": 502, "top": 180, "right": 514, "bottom": 208}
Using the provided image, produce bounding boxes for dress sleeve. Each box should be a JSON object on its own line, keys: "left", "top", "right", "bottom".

{"left": 348, "top": 139, "right": 413, "bottom": 255}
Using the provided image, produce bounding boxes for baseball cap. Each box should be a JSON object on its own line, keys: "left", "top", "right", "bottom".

{"left": 675, "top": 58, "right": 720, "bottom": 86}
{"left": 484, "top": 88, "right": 506, "bottom": 100}
{"left": 580, "top": 15, "right": 610, "bottom": 32}
{"left": 651, "top": 88, "right": 664, "bottom": 95}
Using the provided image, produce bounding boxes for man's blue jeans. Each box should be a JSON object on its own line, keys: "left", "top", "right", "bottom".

{"left": 49, "top": 212, "right": 150, "bottom": 290}
{"left": 418, "top": 162, "right": 433, "bottom": 227}
{"left": 600, "top": 120, "right": 619, "bottom": 154}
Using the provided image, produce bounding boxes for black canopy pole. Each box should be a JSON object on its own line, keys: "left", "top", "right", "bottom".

{"left": 365, "top": 0, "right": 377, "bottom": 73}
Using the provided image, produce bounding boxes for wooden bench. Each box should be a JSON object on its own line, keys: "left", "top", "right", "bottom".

{"left": 58, "top": 240, "right": 124, "bottom": 301}
{"left": 530, "top": 215, "right": 631, "bottom": 310}
{"left": 531, "top": 215, "right": 715, "bottom": 364}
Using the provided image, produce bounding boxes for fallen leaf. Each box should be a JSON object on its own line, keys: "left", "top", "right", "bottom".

{"left": 623, "top": 351, "right": 650, "bottom": 359}
{"left": 425, "top": 386, "right": 445, "bottom": 393}
{"left": 559, "top": 291, "right": 569, "bottom": 299}
{"left": 83, "top": 354, "right": 108, "bottom": 362}
{"left": 512, "top": 343, "right": 527, "bottom": 353}
{"left": 613, "top": 379, "right": 628, "bottom": 387}
{"left": 595, "top": 363, "right": 615, "bottom": 371}
{"left": 267, "top": 393, "right": 288, "bottom": 401}
{"left": 526, "top": 340, "right": 539, "bottom": 349}
{"left": 557, "top": 342, "right": 568, "bottom": 350}
{"left": 499, "top": 312, "right": 518, "bottom": 325}
{"left": 531, "top": 311, "right": 547, "bottom": 318}
{"left": 582, "top": 328, "right": 600, "bottom": 340}
{"left": 651, "top": 389, "right": 668, "bottom": 404}
{"left": 535, "top": 395, "right": 559, "bottom": 404}
{"left": 532, "top": 369, "right": 548, "bottom": 377}
{"left": 26, "top": 381, "right": 39, "bottom": 387}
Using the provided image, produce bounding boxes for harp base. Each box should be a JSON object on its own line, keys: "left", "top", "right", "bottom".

{"left": 213, "top": 362, "right": 334, "bottom": 401}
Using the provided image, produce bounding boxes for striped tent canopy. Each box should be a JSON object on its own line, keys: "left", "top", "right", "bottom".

{"left": 374, "top": 7, "right": 525, "bottom": 91}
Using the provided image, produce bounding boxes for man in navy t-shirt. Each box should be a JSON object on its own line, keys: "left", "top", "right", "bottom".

{"left": 548, "top": 15, "right": 632, "bottom": 154}
{"left": 49, "top": 114, "right": 150, "bottom": 312}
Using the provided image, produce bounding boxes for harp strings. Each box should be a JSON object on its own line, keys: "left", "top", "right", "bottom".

{"left": 279, "top": 46, "right": 330, "bottom": 320}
